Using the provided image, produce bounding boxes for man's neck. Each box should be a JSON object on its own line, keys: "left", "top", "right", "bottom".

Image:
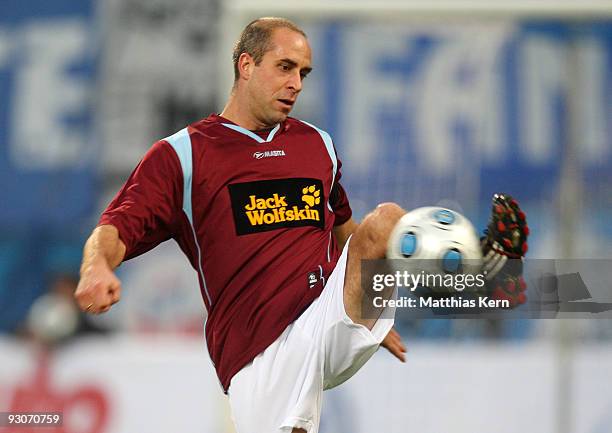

{"left": 220, "top": 93, "right": 274, "bottom": 131}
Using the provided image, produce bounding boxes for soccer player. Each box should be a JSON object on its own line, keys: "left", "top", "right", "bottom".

{"left": 76, "top": 17, "right": 407, "bottom": 433}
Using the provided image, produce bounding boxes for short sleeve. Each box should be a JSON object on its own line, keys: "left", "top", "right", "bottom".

{"left": 330, "top": 156, "right": 352, "bottom": 226}
{"left": 99, "top": 140, "right": 183, "bottom": 261}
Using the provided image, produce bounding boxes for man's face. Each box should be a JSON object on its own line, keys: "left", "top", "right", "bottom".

{"left": 244, "top": 28, "right": 312, "bottom": 127}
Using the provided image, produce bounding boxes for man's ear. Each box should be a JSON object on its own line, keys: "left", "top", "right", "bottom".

{"left": 238, "top": 53, "right": 254, "bottom": 80}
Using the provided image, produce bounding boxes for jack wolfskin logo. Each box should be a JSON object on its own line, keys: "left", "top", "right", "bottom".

{"left": 302, "top": 185, "right": 321, "bottom": 207}
{"left": 228, "top": 178, "right": 325, "bottom": 235}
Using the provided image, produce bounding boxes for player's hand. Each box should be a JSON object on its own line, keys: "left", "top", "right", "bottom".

{"left": 380, "top": 327, "right": 407, "bottom": 362}
{"left": 74, "top": 257, "right": 122, "bottom": 314}
{"left": 481, "top": 193, "right": 529, "bottom": 308}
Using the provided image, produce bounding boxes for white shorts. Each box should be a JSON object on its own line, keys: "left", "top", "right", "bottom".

{"left": 228, "top": 238, "right": 396, "bottom": 433}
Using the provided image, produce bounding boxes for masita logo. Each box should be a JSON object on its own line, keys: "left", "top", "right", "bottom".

{"left": 253, "top": 150, "right": 286, "bottom": 159}
{"left": 228, "top": 178, "right": 325, "bottom": 235}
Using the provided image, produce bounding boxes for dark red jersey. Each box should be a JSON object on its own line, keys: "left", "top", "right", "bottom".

{"left": 99, "top": 114, "right": 352, "bottom": 390}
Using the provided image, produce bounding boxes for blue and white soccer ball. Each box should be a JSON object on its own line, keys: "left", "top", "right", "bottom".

{"left": 387, "top": 207, "right": 483, "bottom": 292}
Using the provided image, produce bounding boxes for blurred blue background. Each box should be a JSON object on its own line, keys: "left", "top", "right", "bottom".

{"left": 2, "top": 0, "right": 610, "bottom": 337}
{"left": 1, "top": 2, "right": 611, "bottom": 433}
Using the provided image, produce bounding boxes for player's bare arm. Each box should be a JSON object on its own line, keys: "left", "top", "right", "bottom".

{"left": 75, "top": 224, "right": 126, "bottom": 314}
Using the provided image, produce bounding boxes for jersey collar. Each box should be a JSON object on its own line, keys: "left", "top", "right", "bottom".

{"left": 212, "top": 114, "right": 281, "bottom": 144}
{"left": 220, "top": 122, "right": 280, "bottom": 144}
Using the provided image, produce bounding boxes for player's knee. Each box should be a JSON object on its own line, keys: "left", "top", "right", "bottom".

{"left": 366, "top": 202, "right": 405, "bottom": 234}
{"left": 354, "top": 202, "right": 405, "bottom": 258}
{"left": 374, "top": 202, "right": 405, "bottom": 222}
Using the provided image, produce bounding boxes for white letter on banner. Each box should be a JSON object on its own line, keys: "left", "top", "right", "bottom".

{"left": 417, "top": 26, "right": 509, "bottom": 174}
{"left": 341, "top": 26, "right": 407, "bottom": 172}
{"left": 0, "top": 30, "right": 11, "bottom": 68}
{"left": 520, "top": 37, "right": 566, "bottom": 164}
{"left": 11, "top": 20, "right": 90, "bottom": 169}
{"left": 574, "top": 39, "right": 608, "bottom": 165}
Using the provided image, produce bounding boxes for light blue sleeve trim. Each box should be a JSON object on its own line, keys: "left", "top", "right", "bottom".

{"left": 299, "top": 120, "right": 338, "bottom": 212}
{"left": 164, "top": 128, "right": 212, "bottom": 306}
{"left": 164, "top": 128, "right": 194, "bottom": 224}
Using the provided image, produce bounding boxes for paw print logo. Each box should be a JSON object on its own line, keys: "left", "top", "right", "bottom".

{"left": 302, "top": 185, "right": 321, "bottom": 207}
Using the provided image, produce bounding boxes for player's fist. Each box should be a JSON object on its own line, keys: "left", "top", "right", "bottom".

{"left": 75, "top": 257, "right": 122, "bottom": 314}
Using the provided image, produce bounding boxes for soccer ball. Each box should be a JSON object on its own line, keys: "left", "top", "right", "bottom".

{"left": 386, "top": 207, "right": 483, "bottom": 292}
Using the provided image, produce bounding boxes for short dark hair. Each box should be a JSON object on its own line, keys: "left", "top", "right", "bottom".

{"left": 232, "top": 17, "right": 307, "bottom": 82}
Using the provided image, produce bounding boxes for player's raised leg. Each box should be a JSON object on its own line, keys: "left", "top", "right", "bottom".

{"left": 344, "top": 202, "right": 405, "bottom": 329}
